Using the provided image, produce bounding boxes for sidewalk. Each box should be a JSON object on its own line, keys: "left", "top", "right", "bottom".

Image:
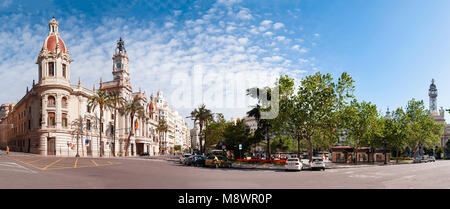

{"left": 229, "top": 161, "right": 411, "bottom": 170}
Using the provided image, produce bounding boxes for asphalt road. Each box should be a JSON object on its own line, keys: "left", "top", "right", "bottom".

{"left": 1, "top": 152, "right": 450, "bottom": 189}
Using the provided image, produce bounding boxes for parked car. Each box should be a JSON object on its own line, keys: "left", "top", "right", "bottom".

{"left": 310, "top": 157, "right": 326, "bottom": 171}
{"left": 192, "top": 155, "right": 206, "bottom": 167}
{"left": 413, "top": 156, "right": 428, "bottom": 163}
{"left": 413, "top": 156, "right": 422, "bottom": 163}
{"left": 285, "top": 158, "right": 303, "bottom": 171}
{"left": 205, "top": 155, "right": 232, "bottom": 168}
{"left": 185, "top": 155, "right": 197, "bottom": 166}
{"left": 428, "top": 156, "right": 436, "bottom": 162}
{"left": 180, "top": 154, "right": 192, "bottom": 164}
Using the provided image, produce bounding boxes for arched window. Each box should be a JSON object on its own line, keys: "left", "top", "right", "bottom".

{"left": 62, "top": 97, "right": 68, "bottom": 108}
{"left": 48, "top": 96, "right": 55, "bottom": 107}
{"left": 48, "top": 62, "right": 55, "bottom": 77}
{"left": 62, "top": 64, "right": 66, "bottom": 78}
{"left": 48, "top": 112, "right": 55, "bottom": 127}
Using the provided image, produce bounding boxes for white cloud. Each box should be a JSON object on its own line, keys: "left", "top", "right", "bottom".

{"left": 275, "top": 36, "right": 286, "bottom": 41}
{"left": 0, "top": 1, "right": 313, "bottom": 121}
{"left": 263, "top": 31, "right": 274, "bottom": 37}
{"left": 273, "top": 22, "right": 284, "bottom": 30}
{"left": 236, "top": 8, "right": 253, "bottom": 20}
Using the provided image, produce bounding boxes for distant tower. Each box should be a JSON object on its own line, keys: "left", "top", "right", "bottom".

{"left": 429, "top": 79, "right": 438, "bottom": 113}
{"left": 385, "top": 107, "right": 392, "bottom": 119}
{"left": 112, "top": 37, "right": 131, "bottom": 91}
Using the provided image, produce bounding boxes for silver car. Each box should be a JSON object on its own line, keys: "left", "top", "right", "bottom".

{"left": 180, "top": 154, "right": 192, "bottom": 164}
{"left": 285, "top": 158, "right": 303, "bottom": 171}
{"left": 310, "top": 157, "right": 326, "bottom": 171}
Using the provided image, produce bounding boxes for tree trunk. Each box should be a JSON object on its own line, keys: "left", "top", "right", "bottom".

{"left": 371, "top": 147, "right": 375, "bottom": 164}
{"left": 125, "top": 115, "right": 134, "bottom": 157}
{"left": 396, "top": 147, "right": 399, "bottom": 164}
{"left": 308, "top": 137, "right": 313, "bottom": 163}
{"left": 99, "top": 107, "right": 103, "bottom": 157}
{"left": 354, "top": 140, "right": 359, "bottom": 165}
{"left": 297, "top": 135, "right": 301, "bottom": 158}
{"left": 199, "top": 122, "right": 203, "bottom": 155}
{"left": 413, "top": 144, "right": 419, "bottom": 159}
{"left": 267, "top": 127, "right": 271, "bottom": 160}
{"left": 112, "top": 109, "right": 117, "bottom": 157}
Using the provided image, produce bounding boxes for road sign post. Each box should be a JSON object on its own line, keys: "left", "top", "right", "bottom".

{"left": 239, "top": 144, "right": 242, "bottom": 166}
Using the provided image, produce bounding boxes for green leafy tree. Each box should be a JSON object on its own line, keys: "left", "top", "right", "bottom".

{"left": 342, "top": 100, "right": 379, "bottom": 165}
{"left": 204, "top": 113, "right": 227, "bottom": 149}
{"left": 270, "top": 136, "right": 295, "bottom": 153}
{"left": 290, "top": 72, "right": 354, "bottom": 163}
{"left": 384, "top": 108, "right": 408, "bottom": 163}
{"left": 223, "top": 118, "right": 252, "bottom": 159}
{"left": 405, "top": 99, "right": 444, "bottom": 158}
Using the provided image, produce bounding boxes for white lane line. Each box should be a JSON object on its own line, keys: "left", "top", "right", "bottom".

{"left": 0, "top": 168, "right": 36, "bottom": 174}
{"left": 0, "top": 162, "right": 37, "bottom": 174}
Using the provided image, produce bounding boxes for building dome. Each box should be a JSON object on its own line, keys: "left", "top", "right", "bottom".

{"left": 42, "top": 17, "right": 67, "bottom": 54}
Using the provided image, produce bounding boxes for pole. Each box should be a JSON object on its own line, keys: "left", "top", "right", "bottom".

{"left": 76, "top": 116, "right": 81, "bottom": 157}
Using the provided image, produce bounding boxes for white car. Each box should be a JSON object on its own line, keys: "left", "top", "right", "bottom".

{"left": 285, "top": 158, "right": 303, "bottom": 171}
{"left": 180, "top": 154, "right": 192, "bottom": 164}
{"left": 310, "top": 157, "right": 326, "bottom": 171}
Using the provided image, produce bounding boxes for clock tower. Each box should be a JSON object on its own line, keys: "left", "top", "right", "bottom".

{"left": 112, "top": 37, "right": 131, "bottom": 90}
{"left": 429, "top": 79, "right": 438, "bottom": 113}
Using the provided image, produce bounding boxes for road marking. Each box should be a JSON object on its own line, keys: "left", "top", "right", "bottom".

{"left": 74, "top": 159, "right": 78, "bottom": 168}
{"left": 91, "top": 160, "right": 99, "bottom": 166}
{"left": 42, "top": 159, "right": 62, "bottom": 170}
{"left": 0, "top": 162, "right": 37, "bottom": 174}
{"left": 26, "top": 158, "right": 46, "bottom": 164}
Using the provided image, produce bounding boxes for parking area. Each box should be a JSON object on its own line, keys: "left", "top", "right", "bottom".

{"left": 5, "top": 155, "right": 121, "bottom": 171}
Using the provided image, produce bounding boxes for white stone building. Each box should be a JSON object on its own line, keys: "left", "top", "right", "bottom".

{"left": 0, "top": 17, "right": 190, "bottom": 156}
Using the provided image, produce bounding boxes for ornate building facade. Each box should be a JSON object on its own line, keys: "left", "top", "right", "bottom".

{"left": 428, "top": 79, "right": 450, "bottom": 149}
{"left": 0, "top": 18, "right": 190, "bottom": 156}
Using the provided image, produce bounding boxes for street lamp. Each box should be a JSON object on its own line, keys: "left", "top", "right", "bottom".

{"left": 76, "top": 116, "right": 83, "bottom": 158}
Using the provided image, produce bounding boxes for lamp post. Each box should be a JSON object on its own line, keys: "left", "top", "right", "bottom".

{"left": 76, "top": 116, "right": 82, "bottom": 158}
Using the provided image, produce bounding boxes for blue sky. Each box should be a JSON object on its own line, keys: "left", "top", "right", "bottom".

{"left": 1, "top": 0, "right": 450, "bottom": 121}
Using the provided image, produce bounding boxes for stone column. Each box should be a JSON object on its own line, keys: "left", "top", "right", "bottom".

{"left": 41, "top": 96, "right": 47, "bottom": 128}
{"left": 40, "top": 135, "right": 47, "bottom": 155}
{"left": 56, "top": 94, "right": 62, "bottom": 129}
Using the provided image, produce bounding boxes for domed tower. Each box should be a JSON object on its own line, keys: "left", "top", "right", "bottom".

{"left": 36, "top": 17, "right": 72, "bottom": 86}
{"left": 429, "top": 79, "right": 438, "bottom": 114}
{"left": 112, "top": 37, "right": 131, "bottom": 91}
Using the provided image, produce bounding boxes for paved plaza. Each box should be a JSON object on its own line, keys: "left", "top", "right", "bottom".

{"left": 1, "top": 151, "right": 450, "bottom": 189}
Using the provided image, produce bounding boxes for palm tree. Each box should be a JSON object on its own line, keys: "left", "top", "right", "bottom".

{"left": 88, "top": 89, "right": 110, "bottom": 157}
{"left": 188, "top": 104, "right": 213, "bottom": 155}
{"left": 106, "top": 91, "right": 125, "bottom": 157}
{"left": 122, "top": 96, "right": 145, "bottom": 156}
{"left": 156, "top": 118, "right": 169, "bottom": 155}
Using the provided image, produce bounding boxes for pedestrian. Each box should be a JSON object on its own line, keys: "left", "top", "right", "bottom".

{"left": 6, "top": 146, "right": 9, "bottom": 155}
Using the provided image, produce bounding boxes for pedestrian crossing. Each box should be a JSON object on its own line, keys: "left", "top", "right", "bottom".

{"left": 0, "top": 162, "right": 37, "bottom": 174}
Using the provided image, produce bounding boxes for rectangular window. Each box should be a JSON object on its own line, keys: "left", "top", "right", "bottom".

{"left": 48, "top": 62, "right": 55, "bottom": 77}
{"left": 87, "top": 120, "right": 91, "bottom": 131}
{"left": 62, "top": 64, "right": 66, "bottom": 78}
{"left": 48, "top": 112, "right": 56, "bottom": 127}
{"left": 62, "top": 113, "right": 67, "bottom": 127}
